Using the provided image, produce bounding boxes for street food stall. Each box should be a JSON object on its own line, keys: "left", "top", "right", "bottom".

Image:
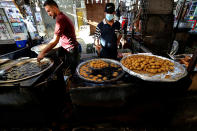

{"left": 0, "top": 41, "right": 193, "bottom": 129}
{"left": 0, "top": 0, "right": 197, "bottom": 130}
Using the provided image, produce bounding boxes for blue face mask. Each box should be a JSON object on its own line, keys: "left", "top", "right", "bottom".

{"left": 106, "top": 14, "right": 114, "bottom": 21}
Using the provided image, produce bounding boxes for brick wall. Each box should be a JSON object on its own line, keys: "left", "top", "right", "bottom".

{"left": 85, "top": 0, "right": 115, "bottom": 35}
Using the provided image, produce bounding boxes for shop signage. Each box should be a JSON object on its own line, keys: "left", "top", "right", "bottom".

{"left": 188, "top": 20, "right": 197, "bottom": 30}
{"left": 80, "top": 25, "right": 90, "bottom": 35}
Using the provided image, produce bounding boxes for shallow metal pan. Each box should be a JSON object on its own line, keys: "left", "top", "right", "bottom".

{"left": 76, "top": 58, "right": 125, "bottom": 83}
{"left": 0, "top": 58, "right": 10, "bottom": 65}
{"left": 120, "top": 53, "right": 187, "bottom": 82}
{"left": 0, "top": 58, "right": 54, "bottom": 84}
{"left": 31, "top": 43, "right": 60, "bottom": 55}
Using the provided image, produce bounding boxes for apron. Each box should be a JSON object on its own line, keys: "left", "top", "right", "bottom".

{"left": 100, "top": 23, "right": 118, "bottom": 59}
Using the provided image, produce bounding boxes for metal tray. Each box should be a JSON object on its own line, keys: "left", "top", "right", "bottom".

{"left": 31, "top": 44, "right": 47, "bottom": 54}
{"left": 173, "top": 54, "right": 197, "bottom": 71}
{"left": 0, "top": 57, "right": 29, "bottom": 70}
{"left": 76, "top": 58, "right": 125, "bottom": 83}
{"left": 31, "top": 43, "right": 60, "bottom": 54}
{"left": 0, "top": 58, "right": 54, "bottom": 84}
{"left": 0, "top": 58, "right": 10, "bottom": 65}
{"left": 120, "top": 53, "right": 187, "bottom": 82}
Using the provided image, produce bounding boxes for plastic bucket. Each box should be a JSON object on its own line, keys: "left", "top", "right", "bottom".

{"left": 15, "top": 40, "right": 27, "bottom": 48}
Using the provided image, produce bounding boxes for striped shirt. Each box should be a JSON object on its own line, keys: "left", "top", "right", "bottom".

{"left": 94, "top": 19, "right": 122, "bottom": 40}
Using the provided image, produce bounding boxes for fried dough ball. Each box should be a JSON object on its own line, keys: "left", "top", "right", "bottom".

{"left": 103, "top": 77, "right": 107, "bottom": 81}
{"left": 80, "top": 65, "right": 91, "bottom": 72}
{"left": 112, "top": 72, "right": 118, "bottom": 77}
{"left": 97, "top": 79, "right": 102, "bottom": 82}
{"left": 97, "top": 74, "right": 102, "bottom": 77}
{"left": 121, "top": 55, "right": 175, "bottom": 75}
{"left": 86, "top": 69, "right": 92, "bottom": 73}
{"left": 89, "top": 60, "right": 109, "bottom": 69}
{"left": 165, "top": 75, "right": 171, "bottom": 79}
{"left": 80, "top": 72, "right": 88, "bottom": 77}
{"left": 89, "top": 75, "right": 94, "bottom": 78}
{"left": 86, "top": 77, "right": 93, "bottom": 80}
{"left": 92, "top": 76, "right": 98, "bottom": 81}
{"left": 81, "top": 72, "right": 88, "bottom": 77}
{"left": 169, "top": 66, "right": 174, "bottom": 71}
{"left": 111, "top": 63, "right": 119, "bottom": 68}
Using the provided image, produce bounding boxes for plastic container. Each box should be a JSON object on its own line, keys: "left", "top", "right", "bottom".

{"left": 15, "top": 40, "right": 27, "bottom": 48}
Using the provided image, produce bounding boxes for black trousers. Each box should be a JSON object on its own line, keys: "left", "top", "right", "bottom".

{"left": 100, "top": 47, "right": 117, "bottom": 60}
{"left": 57, "top": 46, "right": 80, "bottom": 75}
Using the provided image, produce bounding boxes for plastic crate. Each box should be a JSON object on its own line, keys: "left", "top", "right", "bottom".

{"left": 15, "top": 40, "right": 27, "bottom": 48}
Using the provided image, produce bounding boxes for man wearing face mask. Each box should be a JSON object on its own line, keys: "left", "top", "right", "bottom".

{"left": 94, "top": 3, "right": 122, "bottom": 59}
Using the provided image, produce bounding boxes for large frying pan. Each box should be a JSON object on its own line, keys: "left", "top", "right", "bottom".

{"left": 0, "top": 57, "right": 54, "bottom": 84}
{"left": 76, "top": 58, "right": 125, "bottom": 83}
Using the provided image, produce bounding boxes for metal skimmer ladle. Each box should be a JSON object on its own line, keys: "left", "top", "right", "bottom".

{"left": 0, "top": 57, "right": 30, "bottom": 76}
{"left": 0, "top": 60, "right": 21, "bottom": 76}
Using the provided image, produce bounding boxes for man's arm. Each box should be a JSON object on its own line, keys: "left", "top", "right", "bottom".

{"left": 117, "top": 34, "right": 122, "bottom": 46}
{"left": 94, "top": 26, "right": 102, "bottom": 55}
{"left": 94, "top": 38, "right": 100, "bottom": 46}
{"left": 117, "top": 23, "right": 123, "bottom": 46}
{"left": 37, "top": 34, "right": 60, "bottom": 62}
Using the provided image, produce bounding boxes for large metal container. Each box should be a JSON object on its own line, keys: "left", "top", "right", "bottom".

{"left": 31, "top": 43, "right": 60, "bottom": 55}
{"left": 0, "top": 57, "right": 54, "bottom": 84}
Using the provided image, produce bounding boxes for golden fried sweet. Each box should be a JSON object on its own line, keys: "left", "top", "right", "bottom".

{"left": 89, "top": 60, "right": 109, "bottom": 69}
{"left": 97, "top": 79, "right": 102, "bottom": 82}
{"left": 112, "top": 72, "right": 118, "bottom": 77}
{"left": 97, "top": 74, "right": 102, "bottom": 77}
{"left": 80, "top": 65, "right": 89, "bottom": 71}
{"left": 103, "top": 77, "right": 107, "bottom": 81}
{"left": 121, "top": 55, "right": 175, "bottom": 75}
{"left": 82, "top": 73, "right": 88, "bottom": 77}
{"left": 110, "top": 63, "right": 119, "bottom": 68}
{"left": 92, "top": 76, "right": 99, "bottom": 81}
{"left": 165, "top": 75, "right": 171, "bottom": 79}
{"left": 79, "top": 64, "right": 93, "bottom": 76}
{"left": 89, "top": 75, "right": 94, "bottom": 78}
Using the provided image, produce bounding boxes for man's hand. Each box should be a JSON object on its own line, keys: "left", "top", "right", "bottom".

{"left": 95, "top": 44, "right": 102, "bottom": 56}
{"left": 37, "top": 52, "right": 45, "bottom": 62}
{"left": 37, "top": 34, "right": 60, "bottom": 62}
